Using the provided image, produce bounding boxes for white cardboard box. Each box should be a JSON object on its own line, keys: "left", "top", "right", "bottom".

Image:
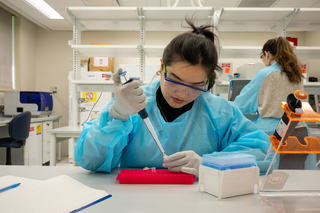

{"left": 199, "top": 165, "right": 259, "bottom": 200}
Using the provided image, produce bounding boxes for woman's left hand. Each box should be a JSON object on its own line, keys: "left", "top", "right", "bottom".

{"left": 163, "top": 151, "right": 202, "bottom": 177}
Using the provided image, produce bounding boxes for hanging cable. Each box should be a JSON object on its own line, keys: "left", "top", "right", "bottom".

{"left": 81, "top": 92, "right": 102, "bottom": 125}
{"left": 196, "top": 0, "right": 204, "bottom": 7}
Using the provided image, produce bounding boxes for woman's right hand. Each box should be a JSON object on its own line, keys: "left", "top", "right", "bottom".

{"left": 108, "top": 68, "right": 147, "bottom": 121}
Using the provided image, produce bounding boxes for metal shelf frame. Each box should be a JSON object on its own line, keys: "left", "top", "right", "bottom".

{"left": 66, "top": 6, "right": 215, "bottom": 125}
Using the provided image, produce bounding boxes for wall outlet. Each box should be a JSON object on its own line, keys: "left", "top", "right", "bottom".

{"left": 50, "top": 86, "right": 57, "bottom": 93}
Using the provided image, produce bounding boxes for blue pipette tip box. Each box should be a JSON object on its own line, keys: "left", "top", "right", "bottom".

{"left": 201, "top": 152, "right": 257, "bottom": 171}
{"left": 199, "top": 153, "right": 259, "bottom": 199}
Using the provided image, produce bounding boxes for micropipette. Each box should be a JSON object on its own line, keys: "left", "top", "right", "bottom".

{"left": 119, "top": 71, "right": 167, "bottom": 158}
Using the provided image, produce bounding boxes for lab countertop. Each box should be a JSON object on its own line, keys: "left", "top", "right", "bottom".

{"left": 0, "top": 166, "right": 278, "bottom": 213}
{"left": 0, "top": 116, "right": 62, "bottom": 127}
{"left": 0, "top": 115, "right": 62, "bottom": 124}
{"left": 47, "top": 125, "right": 83, "bottom": 134}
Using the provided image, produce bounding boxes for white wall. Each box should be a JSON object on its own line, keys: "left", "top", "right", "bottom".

{"left": 19, "top": 16, "right": 37, "bottom": 91}
{"left": 0, "top": 15, "right": 37, "bottom": 105}
{"left": 34, "top": 28, "right": 73, "bottom": 155}
{"left": 303, "top": 31, "right": 320, "bottom": 80}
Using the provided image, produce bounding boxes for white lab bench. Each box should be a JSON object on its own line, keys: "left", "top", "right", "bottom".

{"left": 0, "top": 116, "right": 62, "bottom": 165}
{"left": 2, "top": 166, "right": 320, "bottom": 212}
{"left": 0, "top": 166, "right": 273, "bottom": 212}
{"left": 48, "top": 125, "right": 83, "bottom": 166}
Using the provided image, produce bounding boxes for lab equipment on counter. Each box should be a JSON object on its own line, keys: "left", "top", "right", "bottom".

{"left": 4, "top": 91, "right": 53, "bottom": 116}
{"left": 237, "top": 63, "right": 265, "bottom": 80}
{"left": 228, "top": 79, "right": 251, "bottom": 101}
{"left": 198, "top": 152, "right": 259, "bottom": 200}
{"left": 273, "top": 90, "right": 306, "bottom": 142}
{"left": 260, "top": 91, "right": 320, "bottom": 212}
{"left": 116, "top": 169, "right": 196, "bottom": 184}
{"left": 264, "top": 90, "right": 315, "bottom": 160}
{"left": 120, "top": 71, "right": 167, "bottom": 158}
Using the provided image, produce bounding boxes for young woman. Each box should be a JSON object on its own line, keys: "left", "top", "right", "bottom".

{"left": 74, "top": 20, "right": 273, "bottom": 176}
{"left": 234, "top": 37, "right": 304, "bottom": 136}
{"left": 233, "top": 37, "right": 317, "bottom": 170}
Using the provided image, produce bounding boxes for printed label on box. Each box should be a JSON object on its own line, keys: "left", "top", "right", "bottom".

{"left": 94, "top": 57, "right": 109, "bottom": 67}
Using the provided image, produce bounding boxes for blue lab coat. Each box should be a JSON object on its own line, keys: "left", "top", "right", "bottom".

{"left": 233, "top": 62, "right": 282, "bottom": 136}
{"left": 233, "top": 62, "right": 317, "bottom": 170}
{"left": 74, "top": 80, "right": 274, "bottom": 174}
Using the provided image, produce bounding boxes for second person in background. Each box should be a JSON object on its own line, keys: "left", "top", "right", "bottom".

{"left": 74, "top": 19, "right": 274, "bottom": 176}
{"left": 233, "top": 37, "right": 317, "bottom": 170}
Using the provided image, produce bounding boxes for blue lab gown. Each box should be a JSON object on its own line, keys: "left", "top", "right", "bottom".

{"left": 233, "top": 62, "right": 317, "bottom": 170}
{"left": 234, "top": 62, "right": 282, "bottom": 135}
{"left": 74, "top": 80, "right": 274, "bottom": 174}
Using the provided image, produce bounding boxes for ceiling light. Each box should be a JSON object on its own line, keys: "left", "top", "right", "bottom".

{"left": 24, "top": 0, "right": 64, "bottom": 19}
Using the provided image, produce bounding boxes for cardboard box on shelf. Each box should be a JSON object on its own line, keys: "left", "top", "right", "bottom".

{"left": 81, "top": 60, "right": 88, "bottom": 72}
{"left": 89, "top": 43, "right": 114, "bottom": 73}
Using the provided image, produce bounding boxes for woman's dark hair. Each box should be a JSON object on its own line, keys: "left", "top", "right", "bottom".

{"left": 162, "top": 18, "right": 222, "bottom": 90}
{"left": 262, "top": 37, "right": 303, "bottom": 83}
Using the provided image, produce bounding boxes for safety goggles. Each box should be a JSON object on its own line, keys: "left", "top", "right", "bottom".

{"left": 163, "top": 64, "right": 209, "bottom": 97}
{"left": 260, "top": 52, "right": 264, "bottom": 59}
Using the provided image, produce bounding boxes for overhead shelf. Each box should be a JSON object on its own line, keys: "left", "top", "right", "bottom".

{"left": 219, "top": 46, "right": 261, "bottom": 58}
{"left": 70, "top": 45, "right": 139, "bottom": 57}
{"left": 144, "top": 45, "right": 166, "bottom": 57}
{"left": 218, "top": 7, "right": 296, "bottom": 32}
{"left": 72, "top": 80, "right": 114, "bottom": 92}
{"left": 67, "top": 7, "right": 214, "bottom": 32}
{"left": 287, "top": 8, "right": 320, "bottom": 31}
{"left": 67, "top": 7, "right": 320, "bottom": 61}
{"left": 70, "top": 44, "right": 320, "bottom": 60}
{"left": 220, "top": 46, "right": 320, "bottom": 59}
{"left": 80, "top": 21, "right": 141, "bottom": 31}
{"left": 143, "top": 7, "right": 214, "bottom": 31}
{"left": 67, "top": 6, "right": 320, "bottom": 32}
{"left": 67, "top": 7, "right": 139, "bottom": 20}
{"left": 219, "top": 46, "right": 320, "bottom": 59}
{"left": 294, "top": 47, "right": 320, "bottom": 59}
{"left": 67, "top": 7, "right": 140, "bottom": 31}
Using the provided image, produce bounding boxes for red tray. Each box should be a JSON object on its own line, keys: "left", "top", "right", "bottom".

{"left": 116, "top": 169, "right": 196, "bottom": 184}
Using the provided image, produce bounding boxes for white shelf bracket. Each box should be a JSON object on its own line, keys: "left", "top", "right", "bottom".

{"left": 207, "top": 7, "right": 215, "bottom": 33}
{"left": 66, "top": 8, "right": 86, "bottom": 31}
{"left": 138, "top": 7, "right": 146, "bottom": 81}
{"left": 213, "top": 9, "right": 221, "bottom": 57}
{"left": 269, "top": 8, "right": 299, "bottom": 38}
